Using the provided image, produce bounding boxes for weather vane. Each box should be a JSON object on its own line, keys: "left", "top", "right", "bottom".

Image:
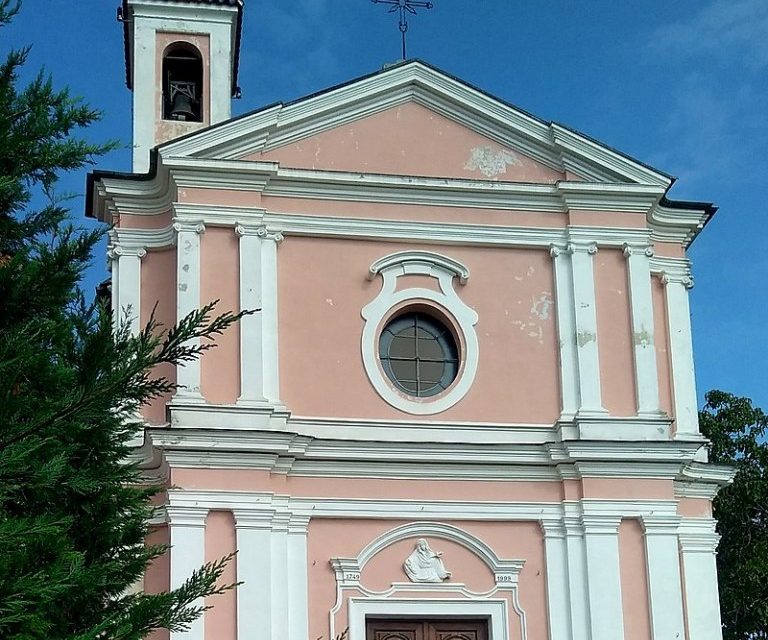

{"left": 372, "top": 0, "right": 434, "bottom": 61}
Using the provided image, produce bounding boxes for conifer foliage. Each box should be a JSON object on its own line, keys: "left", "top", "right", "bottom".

{"left": 0, "top": 2, "right": 244, "bottom": 637}
{"left": 700, "top": 390, "right": 768, "bottom": 639}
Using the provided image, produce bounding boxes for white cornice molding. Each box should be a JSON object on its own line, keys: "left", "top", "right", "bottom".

{"left": 648, "top": 201, "right": 710, "bottom": 247}
{"left": 168, "top": 204, "right": 664, "bottom": 250}
{"left": 551, "top": 124, "right": 672, "bottom": 188}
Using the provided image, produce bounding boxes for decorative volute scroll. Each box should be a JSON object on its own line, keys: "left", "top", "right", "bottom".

{"left": 403, "top": 538, "right": 451, "bottom": 583}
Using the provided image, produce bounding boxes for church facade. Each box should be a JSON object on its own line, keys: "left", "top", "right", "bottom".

{"left": 88, "top": 1, "right": 733, "bottom": 639}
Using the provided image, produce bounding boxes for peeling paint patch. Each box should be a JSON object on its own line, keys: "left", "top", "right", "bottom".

{"left": 531, "top": 292, "right": 553, "bottom": 320}
{"left": 577, "top": 331, "right": 596, "bottom": 347}
{"left": 464, "top": 146, "right": 522, "bottom": 178}
{"left": 633, "top": 330, "right": 653, "bottom": 347}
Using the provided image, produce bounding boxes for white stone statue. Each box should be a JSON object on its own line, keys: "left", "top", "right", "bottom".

{"left": 403, "top": 538, "right": 451, "bottom": 583}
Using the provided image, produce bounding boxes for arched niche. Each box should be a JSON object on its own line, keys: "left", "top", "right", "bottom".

{"left": 162, "top": 42, "right": 203, "bottom": 122}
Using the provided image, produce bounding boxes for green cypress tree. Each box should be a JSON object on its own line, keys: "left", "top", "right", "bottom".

{"left": 0, "top": 2, "right": 245, "bottom": 637}
{"left": 700, "top": 390, "right": 768, "bottom": 639}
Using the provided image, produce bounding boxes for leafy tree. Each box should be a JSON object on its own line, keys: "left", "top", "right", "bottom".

{"left": 700, "top": 390, "right": 768, "bottom": 639}
{"left": 0, "top": 1, "right": 246, "bottom": 638}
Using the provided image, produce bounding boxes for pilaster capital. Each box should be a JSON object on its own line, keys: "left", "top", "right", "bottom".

{"left": 641, "top": 514, "right": 681, "bottom": 536}
{"left": 235, "top": 222, "right": 262, "bottom": 238}
{"left": 540, "top": 518, "right": 567, "bottom": 539}
{"left": 236, "top": 223, "right": 283, "bottom": 243}
{"left": 581, "top": 514, "right": 622, "bottom": 535}
{"left": 173, "top": 219, "right": 206, "bottom": 235}
{"left": 549, "top": 243, "right": 566, "bottom": 259}
{"left": 661, "top": 271, "right": 694, "bottom": 289}
{"left": 567, "top": 241, "right": 598, "bottom": 256}
{"left": 622, "top": 243, "right": 654, "bottom": 259}
{"left": 109, "top": 245, "right": 147, "bottom": 260}
{"left": 166, "top": 505, "right": 208, "bottom": 527}
{"left": 288, "top": 514, "right": 311, "bottom": 534}
{"left": 232, "top": 509, "right": 275, "bottom": 530}
{"left": 678, "top": 518, "right": 720, "bottom": 553}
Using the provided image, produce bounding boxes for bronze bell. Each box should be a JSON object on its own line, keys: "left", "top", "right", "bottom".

{"left": 169, "top": 81, "right": 197, "bottom": 121}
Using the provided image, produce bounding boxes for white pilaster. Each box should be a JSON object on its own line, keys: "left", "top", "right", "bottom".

{"left": 167, "top": 506, "right": 208, "bottom": 640}
{"left": 234, "top": 510, "right": 274, "bottom": 640}
{"left": 623, "top": 244, "right": 661, "bottom": 416}
{"left": 679, "top": 519, "right": 723, "bottom": 640}
{"left": 568, "top": 242, "right": 606, "bottom": 415}
{"left": 564, "top": 510, "right": 591, "bottom": 640}
{"left": 235, "top": 224, "right": 283, "bottom": 404}
{"left": 270, "top": 513, "right": 290, "bottom": 640}
{"left": 542, "top": 520, "right": 573, "bottom": 640}
{"left": 583, "top": 515, "right": 624, "bottom": 640}
{"left": 642, "top": 515, "right": 686, "bottom": 640}
{"left": 661, "top": 270, "right": 699, "bottom": 437}
{"left": 287, "top": 516, "right": 310, "bottom": 640}
{"left": 174, "top": 220, "right": 205, "bottom": 401}
{"left": 550, "top": 245, "right": 579, "bottom": 419}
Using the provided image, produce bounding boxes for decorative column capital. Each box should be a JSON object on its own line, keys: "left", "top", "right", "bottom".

{"left": 236, "top": 223, "right": 283, "bottom": 243}
{"left": 109, "top": 245, "right": 147, "bottom": 260}
{"left": 166, "top": 505, "right": 208, "bottom": 527}
{"left": 678, "top": 518, "right": 720, "bottom": 553}
{"left": 641, "top": 514, "right": 681, "bottom": 536}
{"left": 540, "top": 518, "right": 567, "bottom": 539}
{"left": 233, "top": 509, "right": 276, "bottom": 530}
{"left": 661, "top": 271, "right": 694, "bottom": 289}
{"left": 581, "top": 514, "right": 622, "bottom": 535}
{"left": 623, "top": 243, "right": 654, "bottom": 259}
{"left": 549, "top": 243, "right": 566, "bottom": 259}
{"left": 567, "top": 241, "right": 598, "bottom": 256}
{"left": 173, "top": 220, "right": 206, "bottom": 235}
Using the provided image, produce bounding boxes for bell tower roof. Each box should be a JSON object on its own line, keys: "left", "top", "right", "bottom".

{"left": 120, "top": 0, "right": 244, "bottom": 95}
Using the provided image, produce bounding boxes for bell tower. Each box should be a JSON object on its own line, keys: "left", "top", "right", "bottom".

{"left": 119, "top": 0, "right": 243, "bottom": 172}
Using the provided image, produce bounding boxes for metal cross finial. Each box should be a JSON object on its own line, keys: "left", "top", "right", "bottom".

{"left": 372, "top": 0, "right": 434, "bottom": 60}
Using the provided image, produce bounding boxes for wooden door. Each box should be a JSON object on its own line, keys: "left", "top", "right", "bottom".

{"left": 366, "top": 619, "right": 488, "bottom": 640}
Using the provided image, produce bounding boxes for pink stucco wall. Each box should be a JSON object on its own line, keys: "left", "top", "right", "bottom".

{"left": 652, "top": 276, "right": 674, "bottom": 418}
{"left": 140, "top": 247, "right": 177, "bottom": 424}
{"left": 145, "top": 525, "right": 171, "bottom": 640}
{"left": 251, "top": 102, "right": 564, "bottom": 183}
{"left": 277, "top": 237, "right": 560, "bottom": 422}
{"left": 595, "top": 249, "right": 636, "bottom": 416}
{"left": 619, "top": 519, "right": 652, "bottom": 640}
{"left": 200, "top": 228, "right": 240, "bottom": 404}
{"left": 205, "top": 511, "right": 237, "bottom": 640}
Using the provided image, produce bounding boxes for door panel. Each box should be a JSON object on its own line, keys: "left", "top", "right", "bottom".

{"left": 366, "top": 619, "right": 487, "bottom": 640}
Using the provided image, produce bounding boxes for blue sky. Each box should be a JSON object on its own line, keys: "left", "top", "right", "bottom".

{"left": 6, "top": 0, "right": 766, "bottom": 409}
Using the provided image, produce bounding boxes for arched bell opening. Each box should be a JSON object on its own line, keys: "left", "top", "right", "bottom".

{"left": 162, "top": 42, "right": 203, "bottom": 122}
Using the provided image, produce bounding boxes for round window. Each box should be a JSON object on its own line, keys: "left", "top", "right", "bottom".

{"left": 378, "top": 312, "right": 459, "bottom": 398}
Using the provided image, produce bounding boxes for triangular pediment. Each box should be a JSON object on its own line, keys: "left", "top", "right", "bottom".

{"left": 251, "top": 101, "right": 563, "bottom": 182}
{"left": 160, "top": 60, "right": 673, "bottom": 188}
